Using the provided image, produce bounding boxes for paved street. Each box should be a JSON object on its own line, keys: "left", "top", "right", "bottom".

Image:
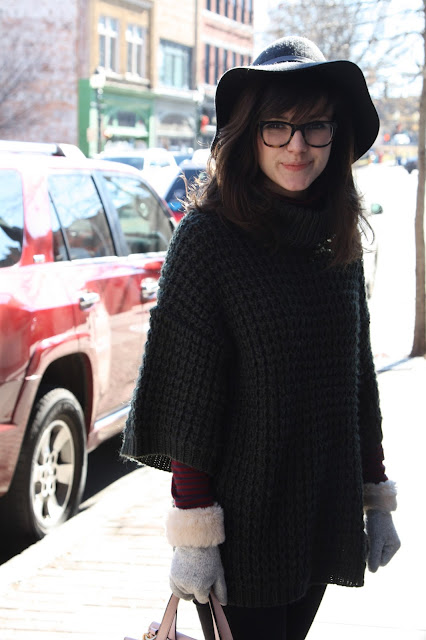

{"left": 0, "top": 163, "right": 425, "bottom": 639}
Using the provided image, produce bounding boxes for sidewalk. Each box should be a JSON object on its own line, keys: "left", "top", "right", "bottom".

{"left": 0, "top": 357, "right": 425, "bottom": 640}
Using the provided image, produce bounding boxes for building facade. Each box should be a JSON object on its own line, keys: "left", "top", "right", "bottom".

{"left": 79, "top": 0, "right": 155, "bottom": 156}
{"left": 152, "top": 0, "right": 198, "bottom": 152}
{"left": 198, "top": 0, "right": 254, "bottom": 140}
{"left": 0, "top": 0, "right": 254, "bottom": 156}
{"left": 0, "top": 0, "right": 81, "bottom": 144}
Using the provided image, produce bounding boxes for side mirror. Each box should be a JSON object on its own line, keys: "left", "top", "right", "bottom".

{"left": 370, "top": 203, "right": 383, "bottom": 215}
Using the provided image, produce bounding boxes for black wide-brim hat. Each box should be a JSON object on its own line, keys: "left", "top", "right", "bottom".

{"left": 214, "top": 36, "right": 379, "bottom": 161}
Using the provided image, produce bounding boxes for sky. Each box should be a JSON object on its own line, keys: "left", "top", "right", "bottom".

{"left": 253, "top": 0, "right": 424, "bottom": 97}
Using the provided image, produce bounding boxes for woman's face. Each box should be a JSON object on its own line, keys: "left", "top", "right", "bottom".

{"left": 256, "top": 104, "right": 333, "bottom": 199}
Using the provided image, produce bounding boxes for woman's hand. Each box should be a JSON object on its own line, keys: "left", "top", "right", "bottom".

{"left": 365, "top": 510, "right": 401, "bottom": 572}
{"left": 166, "top": 503, "right": 227, "bottom": 605}
{"left": 170, "top": 545, "right": 227, "bottom": 604}
{"left": 363, "top": 480, "right": 401, "bottom": 572}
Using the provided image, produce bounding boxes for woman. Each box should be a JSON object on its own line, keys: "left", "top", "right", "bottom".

{"left": 121, "top": 36, "right": 401, "bottom": 640}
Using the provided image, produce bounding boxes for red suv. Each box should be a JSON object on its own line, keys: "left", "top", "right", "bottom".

{"left": 0, "top": 143, "right": 175, "bottom": 540}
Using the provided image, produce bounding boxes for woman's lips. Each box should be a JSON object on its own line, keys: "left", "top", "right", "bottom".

{"left": 281, "top": 162, "right": 311, "bottom": 172}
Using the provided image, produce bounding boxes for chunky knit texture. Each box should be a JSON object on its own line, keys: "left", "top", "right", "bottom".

{"left": 121, "top": 202, "right": 384, "bottom": 607}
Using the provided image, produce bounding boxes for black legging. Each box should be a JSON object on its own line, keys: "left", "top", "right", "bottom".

{"left": 195, "top": 585, "right": 326, "bottom": 640}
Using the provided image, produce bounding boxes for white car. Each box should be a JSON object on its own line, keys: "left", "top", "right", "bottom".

{"left": 354, "top": 168, "right": 384, "bottom": 299}
{"left": 362, "top": 201, "right": 383, "bottom": 298}
{"left": 100, "top": 148, "right": 178, "bottom": 193}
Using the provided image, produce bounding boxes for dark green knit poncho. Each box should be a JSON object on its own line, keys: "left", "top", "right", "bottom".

{"left": 121, "top": 202, "right": 383, "bottom": 608}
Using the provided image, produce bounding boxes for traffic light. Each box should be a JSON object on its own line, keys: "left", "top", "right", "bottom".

{"left": 200, "top": 114, "right": 210, "bottom": 134}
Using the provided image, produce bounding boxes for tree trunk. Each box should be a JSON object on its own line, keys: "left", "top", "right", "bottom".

{"left": 410, "top": 1, "right": 426, "bottom": 357}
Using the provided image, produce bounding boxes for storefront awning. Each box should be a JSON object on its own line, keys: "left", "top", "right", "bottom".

{"left": 104, "top": 125, "right": 148, "bottom": 139}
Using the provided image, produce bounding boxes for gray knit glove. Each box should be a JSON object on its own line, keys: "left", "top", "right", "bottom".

{"left": 365, "top": 510, "right": 401, "bottom": 572}
{"left": 364, "top": 480, "right": 401, "bottom": 573}
{"left": 165, "top": 504, "right": 227, "bottom": 605}
{"left": 170, "top": 546, "right": 227, "bottom": 604}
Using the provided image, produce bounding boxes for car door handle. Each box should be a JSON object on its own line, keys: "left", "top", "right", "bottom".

{"left": 141, "top": 277, "right": 159, "bottom": 301}
{"left": 79, "top": 291, "right": 100, "bottom": 310}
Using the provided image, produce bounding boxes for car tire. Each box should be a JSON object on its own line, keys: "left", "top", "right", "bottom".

{"left": 0, "top": 387, "right": 87, "bottom": 541}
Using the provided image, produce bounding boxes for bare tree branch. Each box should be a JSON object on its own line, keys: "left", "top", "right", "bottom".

{"left": 0, "top": 27, "right": 54, "bottom": 135}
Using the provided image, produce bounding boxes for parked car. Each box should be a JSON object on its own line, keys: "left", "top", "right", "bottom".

{"left": 362, "top": 201, "right": 383, "bottom": 298}
{"left": 171, "top": 150, "right": 194, "bottom": 166}
{"left": 159, "top": 154, "right": 209, "bottom": 223}
{"left": 100, "top": 147, "right": 178, "bottom": 194}
{"left": 354, "top": 167, "right": 384, "bottom": 299}
{"left": 99, "top": 147, "right": 177, "bottom": 172}
{"left": 0, "top": 142, "right": 175, "bottom": 541}
{"left": 403, "top": 157, "right": 417, "bottom": 174}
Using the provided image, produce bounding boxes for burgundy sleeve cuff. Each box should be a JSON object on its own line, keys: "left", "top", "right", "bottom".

{"left": 171, "top": 459, "right": 215, "bottom": 509}
{"left": 362, "top": 443, "right": 388, "bottom": 484}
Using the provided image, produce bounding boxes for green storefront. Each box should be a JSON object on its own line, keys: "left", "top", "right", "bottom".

{"left": 78, "top": 79, "right": 155, "bottom": 157}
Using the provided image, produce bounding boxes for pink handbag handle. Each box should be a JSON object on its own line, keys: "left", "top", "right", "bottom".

{"left": 154, "top": 593, "right": 233, "bottom": 640}
{"left": 209, "top": 593, "right": 233, "bottom": 640}
{"left": 153, "top": 594, "right": 178, "bottom": 640}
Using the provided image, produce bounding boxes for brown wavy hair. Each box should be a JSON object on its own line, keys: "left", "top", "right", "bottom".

{"left": 188, "top": 74, "right": 368, "bottom": 265}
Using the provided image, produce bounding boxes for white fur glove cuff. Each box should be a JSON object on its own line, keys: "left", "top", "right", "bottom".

{"left": 363, "top": 480, "right": 397, "bottom": 513}
{"left": 166, "top": 504, "right": 225, "bottom": 548}
{"left": 166, "top": 504, "right": 227, "bottom": 605}
{"left": 363, "top": 480, "right": 401, "bottom": 572}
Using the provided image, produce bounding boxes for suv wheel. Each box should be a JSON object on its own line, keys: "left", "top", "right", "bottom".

{"left": 1, "top": 388, "right": 87, "bottom": 540}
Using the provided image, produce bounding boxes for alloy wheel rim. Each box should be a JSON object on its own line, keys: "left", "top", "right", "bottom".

{"left": 30, "top": 419, "right": 75, "bottom": 530}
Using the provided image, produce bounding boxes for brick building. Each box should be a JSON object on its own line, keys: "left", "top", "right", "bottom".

{"left": 0, "top": 0, "right": 82, "bottom": 145}
{"left": 80, "top": 0, "right": 156, "bottom": 156}
{"left": 0, "top": 0, "right": 254, "bottom": 156}
{"left": 198, "top": 0, "right": 254, "bottom": 138}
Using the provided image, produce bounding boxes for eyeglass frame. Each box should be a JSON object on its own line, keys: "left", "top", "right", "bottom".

{"left": 258, "top": 120, "right": 338, "bottom": 148}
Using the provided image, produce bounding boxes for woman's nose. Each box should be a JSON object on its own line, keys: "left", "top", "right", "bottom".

{"left": 287, "top": 130, "right": 308, "bottom": 151}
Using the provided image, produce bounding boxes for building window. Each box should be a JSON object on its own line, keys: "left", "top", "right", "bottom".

{"left": 214, "top": 47, "right": 219, "bottom": 84}
{"left": 205, "top": 44, "right": 210, "bottom": 84}
{"left": 247, "top": 0, "right": 253, "bottom": 23}
{"left": 126, "top": 24, "right": 146, "bottom": 76}
{"left": 216, "top": 0, "right": 220, "bottom": 13}
{"left": 206, "top": 0, "right": 211, "bottom": 9}
{"left": 98, "top": 16, "right": 119, "bottom": 72}
{"left": 116, "top": 111, "right": 137, "bottom": 126}
{"left": 231, "top": 0, "right": 237, "bottom": 20}
{"left": 159, "top": 40, "right": 192, "bottom": 89}
{"left": 223, "top": 48, "right": 228, "bottom": 73}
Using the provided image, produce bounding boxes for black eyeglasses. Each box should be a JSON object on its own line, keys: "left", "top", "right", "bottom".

{"left": 259, "top": 120, "right": 337, "bottom": 148}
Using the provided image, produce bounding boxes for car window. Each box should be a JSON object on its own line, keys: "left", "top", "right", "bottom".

{"left": 49, "top": 197, "right": 69, "bottom": 262}
{"left": 103, "top": 157, "right": 144, "bottom": 171}
{"left": 0, "top": 170, "right": 24, "bottom": 268}
{"left": 101, "top": 173, "right": 173, "bottom": 254}
{"left": 49, "top": 174, "right": 115, "bottom": 260}
{"left": 150, "top": 156, "right": 171, "bottom": 168}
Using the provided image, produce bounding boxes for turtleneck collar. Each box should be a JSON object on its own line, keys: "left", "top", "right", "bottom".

{"left": 269, "top": 195, "right": 332, "bottom": 249}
